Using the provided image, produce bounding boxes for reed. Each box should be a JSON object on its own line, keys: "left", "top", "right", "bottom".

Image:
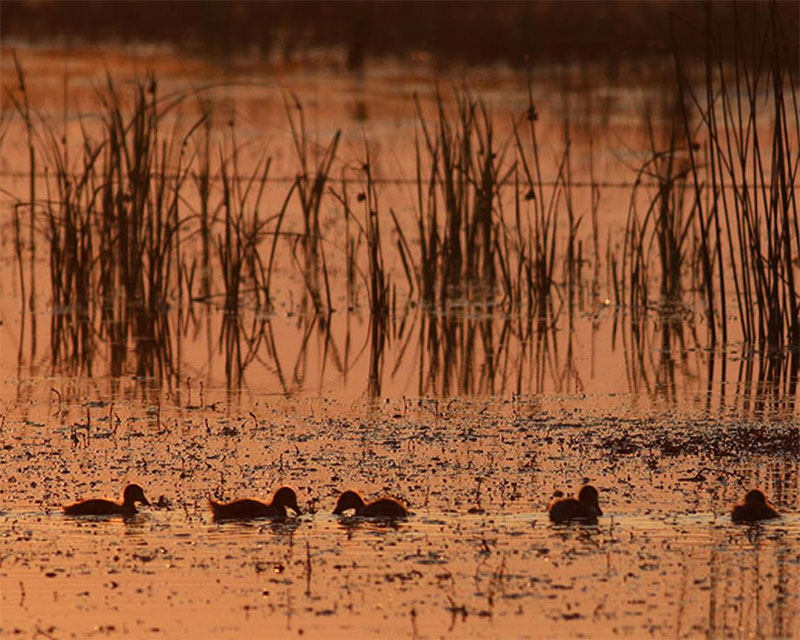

{"left": 215, "top": 127, "right": 274, "bottom": 312}
{"left": 330, "top": 151, "right": 390, "bottom": 318}
{"left": 7, "top": 71, "right": 205, "bottom": 371}
{"left": 361, "top": 152, "right": 389, "bottom": 317}
{"left": 5, "top": 0, "right": 797, "bottom": 392}
{"left": 673, "top": 1, "right": 799, "bottom": 348}
{"left": 192, "top": 102, "right": 214, "bottom": 302}
{"left": 412, "top": 90, "right": 510, "bottom": 307}
{"left": 622, "top": 104, "right": 696, "bottom": 323}
{"left": 285, "top": 94, "right": 340, "bottom": 315}
{"left": 412, "top": 124, "right": 440, "bottom": 304}
{"left": 511, "top": 87, "right": 572, "bottom": 318}
{"left": 6, "top": 53, "right": 36, "bottom": 311}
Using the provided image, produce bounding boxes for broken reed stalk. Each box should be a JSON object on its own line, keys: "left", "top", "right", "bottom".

{"left": 361, "top": 150, "right": 389, "bottom": 317}
{"left": 263, "top": 179, "right": 297, "bottom": 311}
{"left": 193, "top": 104, "right": 215, "bottom": 302}
{"left": 389, "top": 205, "right": 417, "bottom": 301}
{"left": 589, "top": 136, "right": 602, "bottom": 297}
{"left": 328, "top": 159, "right": 386, "bottom": 317}
{"left": 560, "top": 90, "right": 577, "bottom": 305}
{"left": 413, "top": 122, "right": 440, "bottom": 305}
{"left": 339, "top": 171, "right": 357, "bottom": 309}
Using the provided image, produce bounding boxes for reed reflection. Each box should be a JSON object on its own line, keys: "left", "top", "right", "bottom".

{"left": 7, "top": 286, "right": 797, "bottom": 417}
{"left": 705, "top": 525, "right": 799, "bottom": 638}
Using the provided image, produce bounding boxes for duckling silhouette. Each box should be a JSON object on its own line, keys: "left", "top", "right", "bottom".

{"left": 548, "top": 485, "right": 602, "bottom": 523}
{"left": 333, "top": 490, "right": 407, "bottom": 518}
{"left": 63, "top": 483, "right": 150, "bottom": 517}
{"left": 731, "top": 489, "right": 780, "bottom": 523}
{"left": 209, "top": 486, "right": 301, "bottom": 521}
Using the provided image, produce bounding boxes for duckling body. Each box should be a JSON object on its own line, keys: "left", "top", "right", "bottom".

{"left": 548, "top": 485, "right": 602, "bottom": 523}
{"left": 333, "top": 490, "right": 407, "bottom": 518}
{"left": 210, "top": 486, "right": 301, "bottom": 521}
{"left": 63, "top": 483, "right": 150, "bottom": 517}
{"left": 731, "top": 489, "right": 780, "bottom": 523}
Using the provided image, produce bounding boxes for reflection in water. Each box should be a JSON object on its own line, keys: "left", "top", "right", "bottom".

{"left": 1, "top": 364, "right": 796, "bottom": 638}
{"left": 707, "top": 524, "right": 796, "bottom": 638}
{"left": 5, "top": 294, "right": 798, "bottom": 417}
{"left": 209, "top": 518, "right": 302, "bottom": 537}
{"left": 4, "top": 509, "right": 796, "bottom": 638}
{"left": 336, "top": 517, "right": 404, "bottom": 534}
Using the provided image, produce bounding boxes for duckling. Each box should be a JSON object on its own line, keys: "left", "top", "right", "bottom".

{"left": 333, "top": 490, "right": 407, "bottom": 518}
{"left": 731, "top": 489, "right": 780, "bottom": 523}
{"left": 548, "top": 485, "right": 602, "bottom": 523}
{"left": 209, "top": 486, "right": 301, "bottom": 521}
{"left": 63, "top": 483, "right": 150, "bottom": 517}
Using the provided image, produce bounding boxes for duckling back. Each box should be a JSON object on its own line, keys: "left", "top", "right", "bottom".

{"left": 549, "top": 498, "right": 591, "bottom": 522}
{"left": 209, "top": 498, "right": 285, "bottom": 520}
{"left": 731, "top": 490, "right": 780, "bottom": 523}
{"left": 63, "top": 498, "right": 130, "bottom": 516}
{"left": 548, "top": 485, "right": 602, "bottom": 523}
{"left": 360, "top": 497, "right": 408, "bottom": 518}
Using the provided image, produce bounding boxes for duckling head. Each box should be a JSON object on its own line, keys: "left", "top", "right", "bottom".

{"left": 124, "top": 484, "right": 150, "bottom": 506}
{"left": 578, "top": 484, "right": 602, "bottom": 515}
{"left": 744, "top": 489, "right": 767, "bottom": 506}
{"left": 274, "top": 487, "right": 301, "bottom": 515}
{"left": 333, "top": 490, "right": 365, "bottom": 515}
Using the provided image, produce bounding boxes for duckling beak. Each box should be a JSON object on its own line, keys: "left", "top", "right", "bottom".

{"left": 290, "top": 501, "right": 301, "bottom": 515}
{"left": 595, "top": 505, "right": 603, "bottom": 516}
{"left": 141, "top": 496, "right": 151, "bottom": 506}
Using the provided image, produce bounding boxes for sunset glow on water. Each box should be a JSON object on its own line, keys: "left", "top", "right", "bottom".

{"left": 1, "top": 3, "right": 798, "bottom": 637}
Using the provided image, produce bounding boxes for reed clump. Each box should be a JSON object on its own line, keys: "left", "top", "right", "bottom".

{"left": 411, "top": 91, "right": 513, "bottom": 307}
{"left": 3, "top": 0, "right": 798, "bottom": 390}
{"left": 673, "top": 2, "right": 799, "bottom": 349}
{"left": 621, "top": 106, "right": 695, "bottom": 320}
{"left": 285, "top": 95, "right": 340, "bottom": 315}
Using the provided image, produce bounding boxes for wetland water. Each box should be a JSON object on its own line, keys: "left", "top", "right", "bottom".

{"left": 1, "top": 40, "right": 799, "bottom": 639}
{"left": 1, "top": 397, "right": 798, "bottom": 638}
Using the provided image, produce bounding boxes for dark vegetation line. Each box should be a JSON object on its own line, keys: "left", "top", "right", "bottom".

{"left": 0, "top": 171, "right": 729, "bottom": 191}
{"left": 2, "top": 1, "right": 798, "bottom": 72}
{"left": 1, "top": 3, "right": 798, "bottom": 390}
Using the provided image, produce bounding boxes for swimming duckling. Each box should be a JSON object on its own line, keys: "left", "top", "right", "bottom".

{"left": 63, "top": 483, "right": 150, "bottom": 517}
{"left": 333, "top": 490, "right": 408, "bottom": 518}
{"left": 209, "top": 486, "right": 301, "bottom": 521}
{"left": 548, "top": 485, "right": 603, "bottom": 523}
{"left": 731, "top": 489, "right": 780, "bottom": 523}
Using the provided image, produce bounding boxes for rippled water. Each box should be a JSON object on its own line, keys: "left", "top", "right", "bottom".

{"left": 4, "top": 509, "right": 798, "bottom": 638}
{"left": 1, "top": 397, "right": 798, "bottom": 638}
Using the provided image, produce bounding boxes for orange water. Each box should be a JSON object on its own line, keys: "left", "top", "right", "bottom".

{"left": 1, "top": 43, "right": 798, "bottom": 639}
